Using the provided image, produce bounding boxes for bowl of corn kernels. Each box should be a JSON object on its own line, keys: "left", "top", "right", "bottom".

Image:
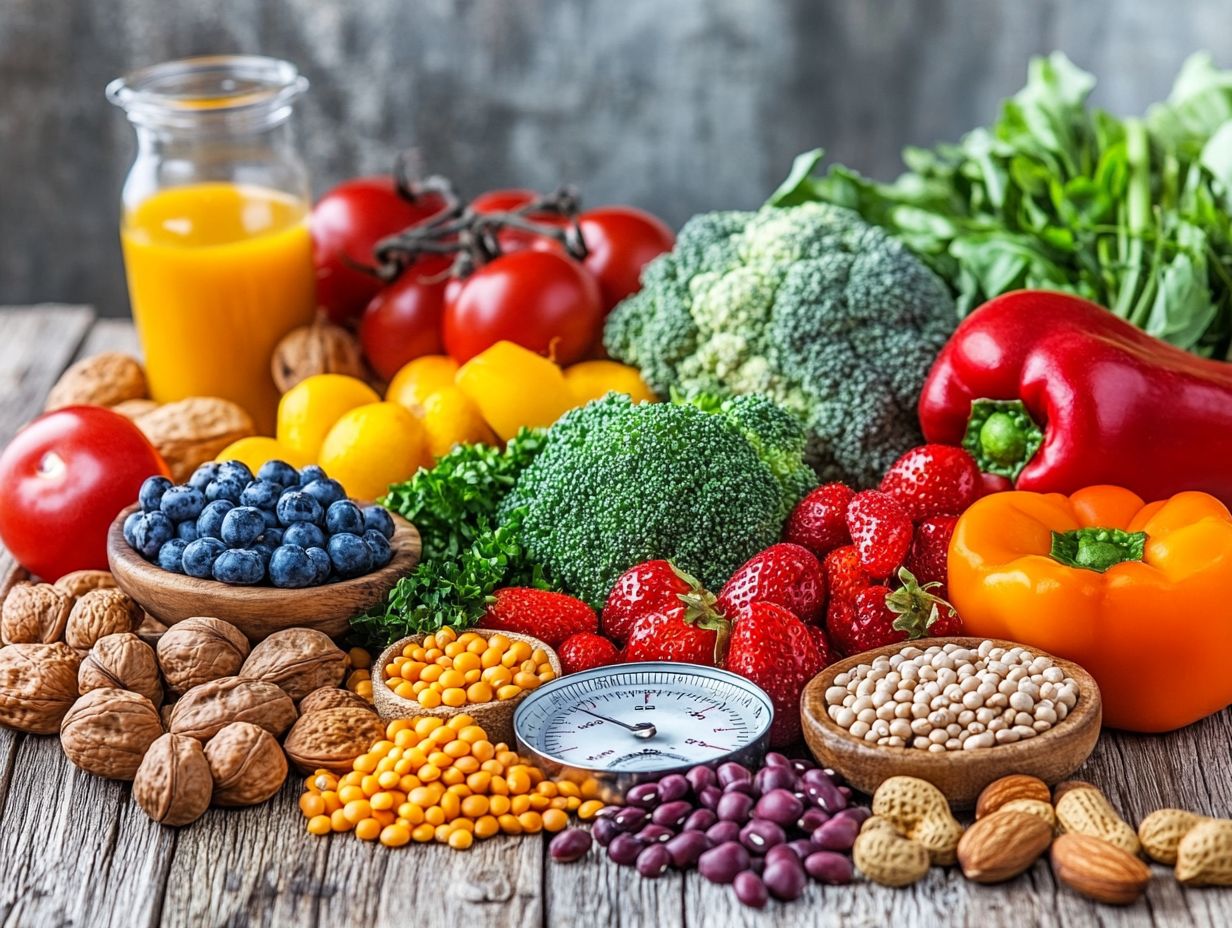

{"left": 372, "top": 627, "right": 562, "bottom": 746}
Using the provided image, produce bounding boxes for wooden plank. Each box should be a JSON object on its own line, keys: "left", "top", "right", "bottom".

{"left": 545, "top": 837, "right": 685, "bottom": 928}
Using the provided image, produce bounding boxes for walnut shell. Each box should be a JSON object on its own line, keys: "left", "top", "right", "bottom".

{"left": 65, "top": 589, "right": 141, "bottom": 651}
{"left": 112, "top": 399, "right": 160, "bottom": 420}
{"left": 1, "top": 582, "right": 73, "bottom": 644}
{"left": 271, "top": 322, "right": 366, "bottom": 394}
{"left": 204, "top": 721, "right": 288, "bottom": 807}
{"left": 298, "top": 686, "right": 375, "bottom": 715}
{"left": 240, "top": 628, "right": 347, "bottom": 701}
{"left": 54, "top": 570, "right": 118, "bottom": 599}
{"left": 157, "top": 617, "right": 251, "bottom": 697}
{"left": 60, "top": 688, "right": 163, "bottom": 780}
{"left": 131, "top": 397, "right": 255, "bottom": 483}
{"left": 283, "top": 707, "right": 387, "bottom": 775}
{"left": 168, "top": 676, "right": 296, "bottom": 741}
{"left": 133, "top": 732, "right": 213, "bottom": 826}
{"left": 0, "top": 642, "right": 82, "bottom": 733}
{"left": 45, "top": 352, "right": 148, "bottom": 411}
{"left": 79, "top": 632, "right": 163, "bottom": 706}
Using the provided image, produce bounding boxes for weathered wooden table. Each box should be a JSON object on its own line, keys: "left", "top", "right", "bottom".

{"left": 1, "top": 305, "right": 1230, "bottom": 928}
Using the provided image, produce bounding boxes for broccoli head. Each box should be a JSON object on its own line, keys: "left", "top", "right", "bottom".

{"left": 603, "top": 202, "right": 957, "bottom": 486}
{"left": 498, "top": 393, "right": 814, "bottom": 608}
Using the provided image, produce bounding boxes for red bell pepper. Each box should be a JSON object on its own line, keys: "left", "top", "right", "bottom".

{"left": 919, "top": 290, "right": 1232, "bottom": 505}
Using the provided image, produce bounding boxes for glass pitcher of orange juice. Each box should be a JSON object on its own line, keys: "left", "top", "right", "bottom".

{"left": 107, "top": 56, "right": 316, "bottom": 433}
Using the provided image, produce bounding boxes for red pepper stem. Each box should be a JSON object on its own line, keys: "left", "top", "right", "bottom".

{"left": 962, "top": 399, "right": 1044, "bottom": 482}
{"left": 1050, "top": 528, "right": 1147, "bottom": 573}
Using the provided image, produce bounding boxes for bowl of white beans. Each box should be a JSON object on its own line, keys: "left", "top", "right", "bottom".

{"left": 800, "top": 638, "right": 1102, "bottom": 808}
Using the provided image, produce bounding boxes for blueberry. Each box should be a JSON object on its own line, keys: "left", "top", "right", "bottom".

{"left": 216, "top": 461, "right": 254, "bottom": 485}
{"left": 187, "top": 461, "right": 221, "bottom": 493}
{"left": 160, "top": 485, "right": 206, "bottom": 523}
{"left": 269, "top": 544, "right": 317, "bottom": 588}
{"left": 139, "top": 476, "right": 173, "bottom": 513}
{"left": 277, "top": 491, "right": 324, "bottom": 526}
{"left": 197, "top": 499, "right": 235, "bottom": 540}
{"left": 325, "top": 500, "right": 365, "bottom": 535}
{"left": 206, "top": 477, "right": 245, "bottom": 504}
{"left": 258, "top": 459, "right": 300, "bottom": 488}
{"left": 260, "top": 526, "right": 284, "bottom": 547}
{"left": 327, "top": 532, "right": 372, "bottom": 578}
{"left": 282, "top": 521, "right": 326, "bottom": 549}
{"left": 298, "top": 464, "right": 328, "bottom": 486}
{"left": 131, "top": 512, "right": 175, "bottom": 559}
{"left": 122, "top": 510, "right": 144, "bottom": 548}
{"left": 362, "top": 505, "right": 395, "bottom": 540}
{"left": 221, "top": 506, "right": 266, "bottom": 548}
{"left": 176, "top": 520, "right": 199, "bottom": 542}
{"left": 261, "top": 509, "right": 279, "bottom": 530}
{"left": 212, "top": 548, "right": 265, "bottom": 585}
{"left": 157, "top": 538, "right": 189, "bottom": 573}
{"left": 363, "top": 529, "right": 393, "bottom": 568}
{"left": 241, "top": 479, "right": 282, "bottom": 511}
{"left": 301, "top": 478, "right": 346, "bottom": 509}
{"left": 182, "top": 537, "right": 227, "bottom": 578}
{"left": 251, "top": 542, "right": 275, "bottom": 564}
{"left": 306, "top": 546, "right": 332, "bottom": 583}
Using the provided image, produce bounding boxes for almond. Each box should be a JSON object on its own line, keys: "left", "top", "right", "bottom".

{"left": 1139, "top": 808, "right": 1207, "bottom": 866}
{"left": 1175, "top": 819, "right": 1232, "bottom": 886}
{"left": 958, "top": 810, "right": 1053, "bottom": 883}
{"left": 975, "top": 774, "right": 1051, "bottom": 819}
{"left": 1051, "top": 833, "right": 1150, "bottom": 905}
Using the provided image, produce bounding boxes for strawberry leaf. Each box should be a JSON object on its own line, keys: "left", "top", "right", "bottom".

{"left": 887, "top": 567, "right": 958, "bottom": 639}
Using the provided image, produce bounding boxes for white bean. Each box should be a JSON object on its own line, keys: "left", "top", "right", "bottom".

{"left": 1009, "top": 691, "right": 1034, "bottom": 712}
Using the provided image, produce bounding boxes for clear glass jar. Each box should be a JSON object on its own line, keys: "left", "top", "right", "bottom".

{"left": 107, "top": 55, "right": 315, "bottom": 434}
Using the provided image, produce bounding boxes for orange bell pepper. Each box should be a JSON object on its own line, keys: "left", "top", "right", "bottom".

{"left": 948, "top": 485, "right": 1232, "bottom": 732}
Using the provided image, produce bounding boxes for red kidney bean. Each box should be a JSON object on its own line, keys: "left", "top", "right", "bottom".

{"left": 833, "top": 806, "right": 870, "bottom": 828}
{"left": 717, "top": 762, "right": 752, "bottom": 788}
{"left": 594, "top": 804, "right": 619, "bottom": 818}
{"left": 665, "top": 830, "right": 712, "bottom": 868}
{"left": 686, "top": 764, "right": 717, "bottom": 794}
{"left": 636, "top": 824, "right": 675, "bottom": 844}
{"left": 754, "top": 766, "right": 798, "bottom": 795}
{"left": 786, "top": 838, "right": 819, "bottom": 860}
{"left": 698, "top": 785, "right": 722, "bottom": 810}
{"left": 683, "top": 808, "right": 717, "bottom": 832}
{"left": 801, "top": 774, "right": 846, "bottom": 812}
{"left": 652, "top": 800, "right": 693, "bottom": 829}
{"left": 613, "top": 807, "right": 648, "bottom": 832}
{"left": 697, "top": 841, "right": 750, "bottom": 884}
{"left": 636, "top": 843, "right": 672, "bottom": 878}
{"left": 749, "top": 856, "right": 765, "bottom": 875}
{"left": 755, "top": 789, "right": 804, "bottom": 826}
{"left": 838, "top": 785, "right": 853, "bottom": 799}
{"left": 790, "top": 758, "right": 815, "bottom": 775}
{"left": 657, "top": 773, "right": 690, "bottom": 803}
{"left": 549, "top": 828, "right": 593, "bottom": 862}
{"left": 798, "top": 807, "right": 830, "bottom": 832}
{"left": 763, "top": 751, "right": 791, "bottom": 769}
{"left": 804, "top": 850, "right": 854, "bottom": 885}
{"left": 739, "top": 818, "right": 786, "bottom": 852}
{"left": 765, "top": 844, "right": 802, "bottom": 867}
{"left": 607, "top": 833, "right": 645, "bottom": 866}
{"left": 706, "top": 821, "right": 741, "bottom": 845}
{"left": 625, "top": 782, "right": 660, "bottom": 809}
{"left": 734, "top": 871, "right": 769, "bottom": 908}
{"left": 812, "top": 815, "right": 859, "bottom": 852}
{"left": 724, "top": 779, "right": 756, "bottom": 796}
{"left": 764, "top": 857, "right": 807, "bottom": 901}
{"left": 717, "top": 791, "right": 754, "bottom": 823}
{"left": 592, "top": 816, "right": 620, "bottom": 847}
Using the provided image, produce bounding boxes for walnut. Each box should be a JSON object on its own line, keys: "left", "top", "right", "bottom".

{"left": 298, "top": 686, "right": 375, "bottom": 715}
{"left": 54, "top": 570, "right": 117, "bottom": 599}
{"left": 133, "top": 732, "right": 213, "bottom": 826}
{"left": 0, "top": 642, "right": 81, "bottom": 733}
{"left": 131, "top": 397, "right": 255, "bottom": 483}
{"left": 157, "top": 617, "right": 250, "bottom": 697}
{"left": 168, "top": 676, "right": 296, "bottom": 742}
{"left": 65, "top": 589, "right": 141, "bottom": 651}
{"left": 111, "top": 399, "right": 160, "bottom": 420}
{"left": 60, "top": 688, "right": 163, "bottom": 780}
{"left": 283, "top": 707, "right": 387, "bottom": 775}
{"left": 239, "top": 628, "right": 347, "bottom": 701}
{"left": 271, "top": 322, "right": 366, "bottom": 393}
{"left": 1, "top": 582, "right": 73, "bottom": 644}
{"left": 204, "top": 721, "right": 288, "bottom": 806}
{"left": 45, "top": 352, "right": 148, "bottom": 411}
{"left": 79, "top": 632, "right": 163, "bottom": 706}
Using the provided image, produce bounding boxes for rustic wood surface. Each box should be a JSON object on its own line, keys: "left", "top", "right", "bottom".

{"left": 0, "top": 305, "right": 1230, "bottom": 927}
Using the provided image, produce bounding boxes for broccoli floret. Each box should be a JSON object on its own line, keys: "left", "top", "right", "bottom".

{"left": 604, "top": 202, "right": 957, "bottom": 486}
{"left": 499, "top": 393, "right": 814, "bottom": 608}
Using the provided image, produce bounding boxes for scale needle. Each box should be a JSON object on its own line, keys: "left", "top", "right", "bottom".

{"left": 577, "top": 707, "right": 656, "bottom": 739}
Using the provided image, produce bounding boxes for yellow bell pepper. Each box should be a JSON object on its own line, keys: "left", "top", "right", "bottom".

{"left": 948, "top": 485, "right": 1232, "bottom": 732}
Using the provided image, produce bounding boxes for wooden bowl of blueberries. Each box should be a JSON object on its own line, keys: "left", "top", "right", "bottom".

{"left": 107, "top": 459, "right": 421, "bottom": 640}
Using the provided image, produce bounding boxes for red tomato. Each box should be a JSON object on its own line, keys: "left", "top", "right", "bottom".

{"left": 470, "top": 189, "right": 539, "bottom": 214}
{"left": 442, "top": 251, "right": 602, "bottom": 365}
{"left": 311, "top": 177, "right": 449, "bottom": 324}
{"left": 471, "top": 188, "right": 569, "bottom": 255}
{"left": 0, "top": 407, "right": 169, "bottom": 581}
{"left": 359, "top": 255, "right": 453, "bottom": 381}
{"left": 578, "top": 206, "right": 675, "bottom": 311}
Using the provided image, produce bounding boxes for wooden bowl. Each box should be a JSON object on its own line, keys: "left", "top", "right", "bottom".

{"left": 801, "top": 637, "right": 1101, "bottom": 809}
{"left": 372, "top": 629, "right": 561, "bottom": 746}
{"left": 106, "top": 504, "right": 421, "bottom": 641}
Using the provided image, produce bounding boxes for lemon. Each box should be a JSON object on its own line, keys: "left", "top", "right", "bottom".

{"left": 277, "top": 374, "right": 380, "bottom": 461}
{"left": 387, "top": 355, "right": 460, "bottom": 416}
{"left": 319, "top": 401, "right": 428, "bottom": 501}
{"left": 421, "top": 386, "right": 498, "bottom": 459}
{"left": 215, "top": 436, "right": 310, "bottom": 471}
{"left": 563, "top": 360, "right": 657, "bottom": 405}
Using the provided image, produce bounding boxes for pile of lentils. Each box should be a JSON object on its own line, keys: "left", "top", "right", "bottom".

{"left": 548, "top": 754, "right": 867, "bottom": 908}
{"left": 123, "top": 460, "right": 396, "bottom": 588}
{"left": 825, "top": 640, "right": 1081, "bottom": 751}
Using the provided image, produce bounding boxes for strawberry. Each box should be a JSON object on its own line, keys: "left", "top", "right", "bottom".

{"left": 879, "top": 444, "right": 980, "bottom": 520}
{"left": 558, "top": 632, "right": 621, "bottom": 675}
{"left": 725, "top": 602, "right": 826, "bottom": 747}
{"left": 845, "top": 585, "right": 911, "bottom": 654}
{"left": 905, "top": 515, "right": 958, "bottom": 592}
{"left": 804, "top": 623, "right": 835, "bottom": 669}
{"left": 602, "top": 560, "right": 712, "bottom": 646}
{"left": 822, "top": 545, "right": 871, "bottom": 656}
{"left": 843, "top": 568, "right": 961, "bottom": 655}
{"left": 846, "top": 490, "right": 913, "bottom": 578}
{"left": 477, "top": 587, "right": 598, "bottom": 647}
{"left": 782, "top": 483, "right": 854, "bottom": 557}
{"left": 717, "top": 543, "right": 826, "bottom": 625}
{"left": 622, "top": 604, "right": 729, "bottom": 666}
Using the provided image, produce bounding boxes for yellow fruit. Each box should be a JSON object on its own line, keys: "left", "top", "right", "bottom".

{"left": 387, "top": 356, "right": 460, "bottom": 416}
{"left": 455, "top": 341, "right": 574, "bottom": 441}
{"left": 563, "top": 360, "right": 657, "bottom": 405}
{"left": 421, "top": 386, "right": 498, "bottom": 459}
{"left": 320, "top": 402, "right": 428, "bottom": 500}
{"left": 215, "top": 436, "right": 309, "bottom": 470}
{"left": 277, "top": 374, "right": 380, "bottom": 461}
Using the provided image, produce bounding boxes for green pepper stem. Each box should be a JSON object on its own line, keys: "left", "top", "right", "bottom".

{"left": 1050, "top": 528, "right": 1147, "bottom": 573}
{"left": 962, "top": 399, "right": 1044, "bottom": 481}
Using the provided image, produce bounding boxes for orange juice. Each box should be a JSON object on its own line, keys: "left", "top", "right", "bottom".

{"left": 120, "top": 182, "right": 316, "bottom": 433}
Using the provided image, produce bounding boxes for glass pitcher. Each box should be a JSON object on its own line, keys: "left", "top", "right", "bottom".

{"left": 107, "top": 55, "right": 316, "bottom": 434}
